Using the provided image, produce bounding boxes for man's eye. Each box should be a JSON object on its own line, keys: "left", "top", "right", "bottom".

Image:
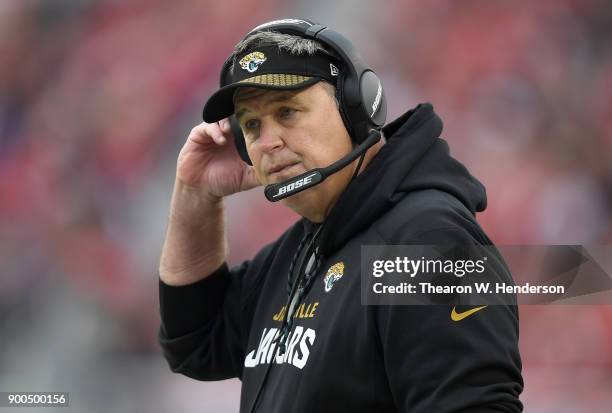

{"left": 244, "top": 119, "right": 260, "bottom": 130}
{"left": 279, "top": 107, "right": 295, "bottom": 118}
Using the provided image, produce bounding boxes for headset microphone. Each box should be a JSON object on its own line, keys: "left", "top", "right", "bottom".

{"left": 264, "top": 129, "right": 381, "bottom": 201}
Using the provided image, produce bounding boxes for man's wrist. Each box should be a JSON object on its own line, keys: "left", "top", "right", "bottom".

{"left": 173, "top": 178, "right": 224, "bottom": 205}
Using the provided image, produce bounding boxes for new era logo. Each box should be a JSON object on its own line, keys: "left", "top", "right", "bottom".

{"left": 330, "top": 63, "right": 339, "bottom": 76}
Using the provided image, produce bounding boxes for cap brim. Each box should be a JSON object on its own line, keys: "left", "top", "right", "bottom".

{"left": 202, "top": 74, "right": 320, "bottom": 123}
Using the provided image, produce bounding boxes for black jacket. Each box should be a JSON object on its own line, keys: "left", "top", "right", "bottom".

{"left": 158, "top": 103, "right": 524, "bottom": 412}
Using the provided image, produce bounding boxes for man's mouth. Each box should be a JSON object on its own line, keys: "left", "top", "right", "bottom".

{"left": 268, "top": 162, "right": 300, "bottom": 175}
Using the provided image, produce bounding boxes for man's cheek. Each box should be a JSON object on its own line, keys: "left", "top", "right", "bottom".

{"left": 257, "top": 170, "right": 269, "bottom": 185}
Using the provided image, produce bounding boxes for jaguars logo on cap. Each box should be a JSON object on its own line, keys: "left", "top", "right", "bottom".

{"left": 324, "top": 262, "right": 344, "bottom": 292}
{"left": 239, "top": 51, "right": 267, "bottom": 73}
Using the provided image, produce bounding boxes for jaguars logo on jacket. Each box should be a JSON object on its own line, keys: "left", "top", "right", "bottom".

{"left": 324, "top": 262, "right": 344, "bottom": 292}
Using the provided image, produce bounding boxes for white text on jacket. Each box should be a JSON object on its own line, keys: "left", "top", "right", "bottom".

{"left": 244, "top": 326, "right": 316, "bottom": 369}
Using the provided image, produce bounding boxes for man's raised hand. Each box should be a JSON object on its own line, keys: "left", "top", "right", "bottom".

{"left": 176, "top": 118, "right": 260, "bottom": 200}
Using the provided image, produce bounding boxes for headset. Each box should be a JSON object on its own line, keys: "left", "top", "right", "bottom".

{"left": 220, "top": 18, "right": 387, "bottom": 201}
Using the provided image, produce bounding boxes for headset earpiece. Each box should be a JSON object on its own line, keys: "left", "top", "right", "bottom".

{"left": 360, "top": 71, "right": 386, "bottom": 127}
{"left": 334, "top": 73, "right": 354, "bottom": 140}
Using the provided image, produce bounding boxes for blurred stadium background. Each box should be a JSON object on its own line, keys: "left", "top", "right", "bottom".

{"left": 1, "top": 0, "right": 611, "bottom": 412}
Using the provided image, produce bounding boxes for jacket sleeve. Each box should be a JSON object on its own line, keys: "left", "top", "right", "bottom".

{"left": 157, "top": 242, "right": 279, "bottom": 381}
{"left": 375, "top": 226, "right": 523, "bottom": 413}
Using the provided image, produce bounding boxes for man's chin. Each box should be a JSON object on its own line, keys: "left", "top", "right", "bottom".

{"left": 279, "top": 189, "right": 309, "bottom": 208}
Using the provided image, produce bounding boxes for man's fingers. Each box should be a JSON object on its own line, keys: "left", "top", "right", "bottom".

{"left": 210, "top": 128, "right": 227, "bottom": 145}
{"left": 190, "top": 122, "right": 226, "bottom": 145}
{"left": 219, "top": 118, "right": 231, "bottom": 133}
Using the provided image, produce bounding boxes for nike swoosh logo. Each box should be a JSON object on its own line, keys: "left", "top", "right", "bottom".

{"left": 451, "top": 305, "right": 488, "bottom": 321}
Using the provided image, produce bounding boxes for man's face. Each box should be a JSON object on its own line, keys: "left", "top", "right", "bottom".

{"left": 234, "top": 82, "right": 354, "bottom": 221}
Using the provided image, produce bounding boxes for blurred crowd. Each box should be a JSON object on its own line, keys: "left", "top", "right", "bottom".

{"left": 0, "top": 0, "right": 610, "bottom": 412}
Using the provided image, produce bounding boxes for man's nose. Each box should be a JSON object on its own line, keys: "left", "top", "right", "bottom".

{"left": 257, "top": 119, "right": 284, "bottom": 154}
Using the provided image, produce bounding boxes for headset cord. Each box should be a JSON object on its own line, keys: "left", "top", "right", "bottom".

{"left": 277, "top": 248, "right": 323, "bottom": 354}
{"left": 247, "top": 223, "right": 323, "bottom": 413}
{"left": 350, "top": 148, "right": 367, "bottom": 182}
{"left": 274, "top": 223, "right": 323, "bottom": 354}
{"left": 285, "top": 229, "right": 311, "bottom": 297}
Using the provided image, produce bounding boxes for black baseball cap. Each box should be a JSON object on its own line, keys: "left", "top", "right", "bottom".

{"left": 203, "top": 44, "right": 340, "bottom": 123}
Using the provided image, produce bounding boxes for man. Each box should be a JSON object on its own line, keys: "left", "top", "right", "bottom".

{"left": 158, "top": 19, "right": 523, "bottom": 413}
